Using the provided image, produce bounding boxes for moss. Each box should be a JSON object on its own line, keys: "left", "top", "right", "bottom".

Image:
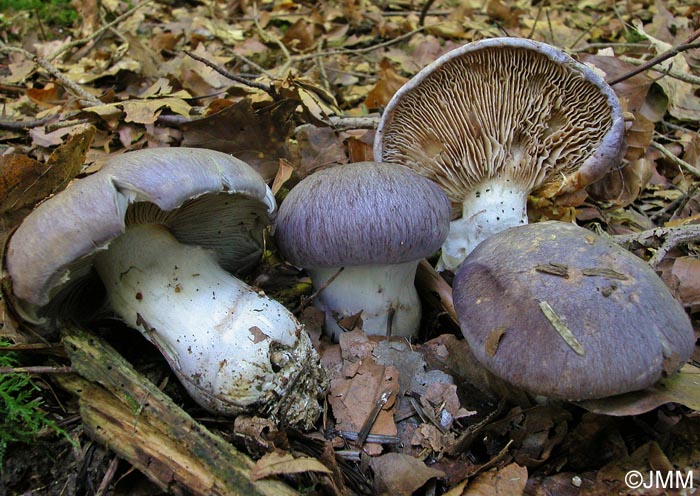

{"left": 0, "top": 0, "right": 78, "bottom": 27}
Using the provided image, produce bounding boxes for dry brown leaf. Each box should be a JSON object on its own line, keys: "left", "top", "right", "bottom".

{"left": 250, "top": 450, "right": 332, "bottom": 481}
{"left": 463, "top": 463, "right": 528, "bottom": 496}
{"left": 26, "top": 83, "right": 66, "bottom": 108}
{"left": 281, "top": 19, "right": 317, "bottom": 52}
{"left": 579, "top": 54, "right": 652, "bottom": 114}
{"left": 670, "top": 256, "right": 700, "bottom": 306}
{"left": 634, "top": 22, "right": 700, "bottom": 121}
{"left": 1, "top": 124, "right": 94, "bottom": 221}
{"left": 270, "top": 159, "right": 295, "bottom": 195}
{"left": 328, "top": 356, "right": 399, "bottom": 438}
{"left": 577, "top": 364, "right": 700, "bottom": 416}
{"left": 587, "top": 157, "right": 655, "bottom": 207}
{"left": 181, "top": 98, "right": 298, "bottom": 181}
{"left": 122, "top": 97, "right": 191, "bottom": 125}
{"left": 364, "top": 59, "right": 408, "bottom": 110}
{"left": 293, "top": 125, "right": 348, "bottom": 178}
{"left": 370, "top": 452, "right": 445, "bottom": 496}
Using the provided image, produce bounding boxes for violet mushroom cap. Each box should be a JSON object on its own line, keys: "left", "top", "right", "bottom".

{"left": 452, "top": 221, "right": 694, "bottom": 401}
{"left": 274, "top": 161, "right": 451, "bottom": 342}
{"left": 374, "top": 37, "right": 625, "bottom": 271}
{"left": 6, "top": 147, "right": 325, "bottom": 428}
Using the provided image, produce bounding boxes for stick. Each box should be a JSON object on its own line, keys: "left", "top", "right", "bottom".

{"left": 611, "top": 224, "right": 700, "bottom": 268}
{"left": 607, "top": 27, "right": 700, "bottom": 85}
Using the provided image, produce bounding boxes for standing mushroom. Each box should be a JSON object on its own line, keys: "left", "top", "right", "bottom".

{"left": 374, "top": 37, "right": 625, "bottom": 270}
{"left": 6, "top": 147, "right": 326, "bottom": 428}
{"left": 452, "top": 221, "right": 694, "bottom": 401}
{"left": 274, "top": 161, "right": 451, "bottom": 342}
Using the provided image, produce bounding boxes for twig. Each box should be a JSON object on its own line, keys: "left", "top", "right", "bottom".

{"left": 650, "top": 141, "right": 700, "bottom": 178}
{"left": 292, "top": 26, "right": 427, "bottom": 62}
{"left": 526, "top": 0, "right": 546, "bottom": 40}
{"left": 48, "top": 0, "right": 154, "bottom": 61}
{"left": 607, "top": 27, "right": 700, "bottom": 85}
{"left": 611, "top": 223, "right": 700, "bottom": 268}
{"left": 355, "top": 389, "right": 393, "bottom": 448}
{"left": 0, "top": 44, "right": 102, "bottom": 106}
{"left": 327, "top": 115, "right": 380, "bottom": 130}
{"left": 0, "top": 365, "right": 74, "bottom": 374}
{"left": 0, "top": 115, "right": 56, "bottom": 130}
{"left": 296, "top": 267, "right": 345, "bottom": 313}
{"left": 571, "top": 42, "right": 650, "bottom": 52}
{"left": 315, "top": 40, "right": 331, "bottom": 94}
{"left": 183, "top": 50, "right": 275, "bottom": 98}
{"left": 253, "top": 3, "right": 292, "bottom": 75}
{"left": 619, "top": 55, "right": 700, "bottom": 85}
{"left": 95, "top": 455, "right": 120, "bottom": 496}
{"left": 418, "top": 0, "right": 436, "bottom": 27}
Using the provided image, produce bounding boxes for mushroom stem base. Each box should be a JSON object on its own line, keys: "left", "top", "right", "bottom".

{"left": 438, "top": 182, "right": 529, "bottom": 271}
{"left": 308, "top": 261, "right": 421, "bottom": 342}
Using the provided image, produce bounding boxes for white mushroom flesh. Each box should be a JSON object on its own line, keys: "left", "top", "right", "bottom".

{"left": 308, "top": 261, "right": 421, "bottom": 342}
{"left": 438, "top": 181, "right": 528, "bottom": 271}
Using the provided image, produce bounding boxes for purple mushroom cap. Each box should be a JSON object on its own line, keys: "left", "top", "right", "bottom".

{"left": 452, "top": 221, "right": 694, "bottom": 401}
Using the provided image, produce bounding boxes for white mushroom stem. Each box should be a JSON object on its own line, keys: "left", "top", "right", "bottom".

{"left": 437, "top": 182, "right": 529, "bottom": 271}
{"left": 307, "top": 261, "right": 421, "bottom": 342}
{"left": 93, "top": 223, "right": 308, "bottom": 415}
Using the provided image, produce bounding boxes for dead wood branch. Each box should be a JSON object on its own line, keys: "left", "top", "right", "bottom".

{"left": 57, "top": 326, "right": 297, "bottom": 496}
{"left": 611, "top": 224, "right": 700, "bottom": 268}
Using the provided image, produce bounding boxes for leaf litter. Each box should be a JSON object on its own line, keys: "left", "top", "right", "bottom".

{"left": 1, "top": 0, "right": 700, "bottom": 494}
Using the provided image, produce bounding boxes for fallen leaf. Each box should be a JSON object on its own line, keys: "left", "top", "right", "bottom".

{"left": 181, "top": 98, "right": 298, "bottom": 180}
{"left": 364, "top": 59, "right": 408, "bottom": 110}
{"left": 370, "top": 452, "right": 445, "bottom": 496}
{"left": 670, "top": 256, "right": 700, "bottom": 306}
{"left": 270, "top": 159, "right": 295, "bottom": 195}
{"left": 576, "top": 364, "right": 700, "bottom": 415}
{"left": 293, "top": 125, "right": 348, "bottom": 178}
{"left": 633, "top": 22, "right": 700, "bottom": 121}
{"left": 122, "top": 97, "right": 191, "bottom": 124}
{"left": 26, "top": 83, "right": 66, "bottom": 108}
{"left": 2, "top": 124, "right": 94, "bottom": 220}
{"left": 463, "top": 463, "right": 528, "bottom": 496}
{"left": 250, "top": 450, "right": 332, "bottom": 481}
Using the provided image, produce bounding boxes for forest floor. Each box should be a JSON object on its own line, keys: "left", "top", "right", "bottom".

{"left": 1, "top": 0, "right": 699, "bottom": 494}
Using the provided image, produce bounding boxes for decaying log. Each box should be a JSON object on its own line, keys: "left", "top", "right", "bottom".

{"left": 57, "top": 326, "right": 297, "bottom": 496}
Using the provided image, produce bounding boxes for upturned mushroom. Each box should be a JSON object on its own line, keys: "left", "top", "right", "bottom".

{"left": 6, "top": 147, "right": 326, "bottom": 428}
{"left": 374, "top": 37, "right": 625, "bottom": 270}
{"left": 452, "top": 221, "right": 695, "bottom": 401}
{"left": 274, "top": 161, "right": 451, "bottom": 342}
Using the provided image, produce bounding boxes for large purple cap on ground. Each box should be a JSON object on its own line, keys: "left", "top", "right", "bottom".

{"left": 452, "top": 221, "right": 694, "bottom": 401}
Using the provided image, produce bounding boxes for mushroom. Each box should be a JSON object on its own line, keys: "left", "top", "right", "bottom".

{"left": 452, "top": 221, "right": 695, "bottom": 401}
{"left": 374, "top": 37, "right": 625, "bottom": 271}
{"left": 6, "top": 147, "right": 326, "bottom": 428}
{"left": 274, "top": 161, "right": 451, "bottom": 342}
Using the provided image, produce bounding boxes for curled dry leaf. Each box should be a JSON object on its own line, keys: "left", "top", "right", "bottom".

{"left": 2, "top": 124, "right": 95, "bottom": 228}
{"left": 669, "top": 256, "right": 700, "bottom": 306}
{"left": 250, "top": 449, "right": 332, "bottom": 481}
